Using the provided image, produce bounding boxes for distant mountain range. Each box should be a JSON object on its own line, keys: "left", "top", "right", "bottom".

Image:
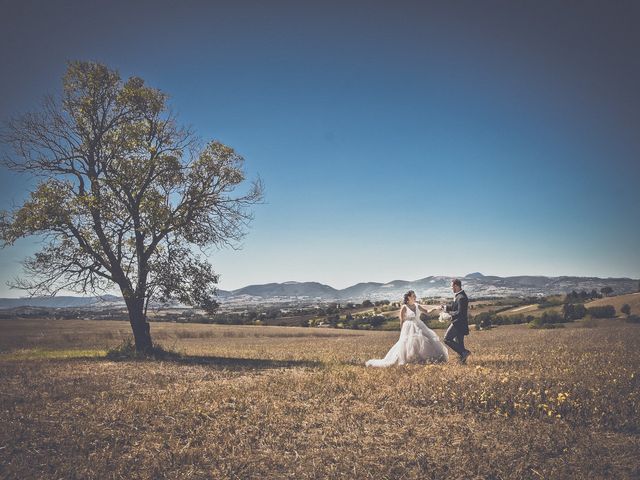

{"left": 1, "top": 274, "right": 637, "bottom": 309}
{"left": 218, "top": 273, "right": 638, "bottom": 304}
{"left": 0, "top": 295, "right": 124, "bottom": 310}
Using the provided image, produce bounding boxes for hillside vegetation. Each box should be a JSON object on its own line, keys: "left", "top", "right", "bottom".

{"left": 586, "top": 292, "right": 640, "bottom": 313}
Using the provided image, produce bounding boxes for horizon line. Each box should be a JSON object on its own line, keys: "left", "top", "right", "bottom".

{"left": 1, "top": 271, "right": 638, "bottom": 299}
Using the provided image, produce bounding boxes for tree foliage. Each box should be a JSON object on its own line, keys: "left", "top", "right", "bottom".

{"left": 563, "top": 303, "right": 587, "bottom": 321}
{"left": 1, "top": 62, "right": 263, "bottom": 351}
{"left": 586, "top": 305, "right": 616, "bottom": 319}
{"left": 600, "top": 286, "right": 613, "bottom": 296}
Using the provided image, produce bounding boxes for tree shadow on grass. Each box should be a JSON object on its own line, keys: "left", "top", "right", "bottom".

{"left": 17, "top": 353, "right": 324, "bottom": 373}
{"left": 103, "top": 349, "right": 322, "bottom": 371}
{"left": 150, "top": 354, "right": 323, "bottom": 371}
{"left": 99, "top": 339, "right": 322, "bottom": 371}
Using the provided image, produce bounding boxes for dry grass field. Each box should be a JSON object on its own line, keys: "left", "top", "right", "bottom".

{"left": 1, "top": 317, "right": 639, "bottom": 479}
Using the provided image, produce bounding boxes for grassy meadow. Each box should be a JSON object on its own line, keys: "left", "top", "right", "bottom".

{"left": 1, "top": 316, "right": 639, "bottom": 479}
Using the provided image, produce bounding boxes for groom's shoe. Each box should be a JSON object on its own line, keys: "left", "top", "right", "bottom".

{"left": 460, "top": 350, "right": 471, "bottom": 364}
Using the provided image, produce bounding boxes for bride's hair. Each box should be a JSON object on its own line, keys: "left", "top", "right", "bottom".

{"left": 403, "top": 290, "right": 416, "bottom": 305}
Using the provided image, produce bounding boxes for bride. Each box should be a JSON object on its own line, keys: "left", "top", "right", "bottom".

{"left": 366, "top": 290, "right": 449, "bottom": 367}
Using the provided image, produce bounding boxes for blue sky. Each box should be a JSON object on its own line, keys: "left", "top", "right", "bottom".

{"left": 1, "top": 0, "right": 639, "bottom": 295}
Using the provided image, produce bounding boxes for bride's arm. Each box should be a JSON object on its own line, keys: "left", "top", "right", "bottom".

{"left": 418, "top": 303, "right": 440, "bottom": 314}
{"left": 399, "top": 305, "right": 406, "bottom": 325}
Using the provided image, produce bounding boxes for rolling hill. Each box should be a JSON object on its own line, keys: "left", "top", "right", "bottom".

{"left": 1, "top": 274, "right": 638, "bottom": 308}
{"left": 0, "top": 295, "right": 123, "bottom": 310}
{"left": 216, "top": 273, "right": 639, "bottom": 304}
{"left": 586, "top": 292, "right": 640, "bottom": 315}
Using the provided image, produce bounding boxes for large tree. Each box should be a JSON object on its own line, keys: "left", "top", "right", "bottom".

{"left": 0, "top": 62, "right": 263, "bottom": 352}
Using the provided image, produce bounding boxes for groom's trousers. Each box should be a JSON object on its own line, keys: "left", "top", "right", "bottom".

{"left": 444, "top": 323, "right": 467, "bottom": 356}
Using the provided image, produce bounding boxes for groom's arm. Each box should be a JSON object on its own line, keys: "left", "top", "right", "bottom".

{"left": 447, "top": 301, "right": 459, "bottom": 320}
{"left": 418, "top": 304, "right": 437, "bottom": 314}
{"left": 443, "top": 301, "right": 454, "bottom": 313}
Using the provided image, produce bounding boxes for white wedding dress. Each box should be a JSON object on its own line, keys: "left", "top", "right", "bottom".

{"left": 366, "top": 305, "right": 449, "bottom": 367}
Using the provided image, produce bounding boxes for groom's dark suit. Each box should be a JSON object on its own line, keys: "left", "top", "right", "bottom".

{"left": 444, "top": 290, "right": 469, "bottom": 357}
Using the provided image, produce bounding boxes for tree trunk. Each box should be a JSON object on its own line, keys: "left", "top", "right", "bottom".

{"left": 126, "top": 297, "right": 153, "bottom": 353}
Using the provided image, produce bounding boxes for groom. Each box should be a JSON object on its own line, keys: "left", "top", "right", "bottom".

{"left": 442, "top": 278, "right": 471, "bottom": 364}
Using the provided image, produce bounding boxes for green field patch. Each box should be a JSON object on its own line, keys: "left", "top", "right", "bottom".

{"left": 0, "top": 347, "right": 107, "bottom": 361}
